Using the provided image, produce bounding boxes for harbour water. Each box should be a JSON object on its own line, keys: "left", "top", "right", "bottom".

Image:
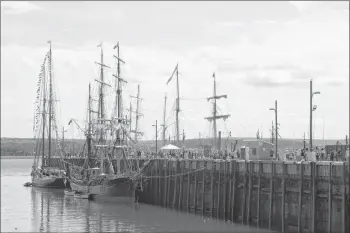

{"left": 1, "top": 158, "right": 273, "bottom": 232}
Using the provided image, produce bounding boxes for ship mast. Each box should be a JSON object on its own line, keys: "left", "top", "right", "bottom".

{"left": 95, "top": 43, "right": 112, "bottom": 143}
{"left": 87, "top": 83, "right": 92, "bottom": 167}
{"left": 176, "top": 65, "right": 180, "bottom": 145}
{"left": 204, "top": 73, "right": 230, "bottom": 150}
{"left": 48, "top": 40, "right": 52, "bottom": 167}
{"left": 41, "top": 53, "right": 47, "bottom": 168}
{"left": 166, "top": 64, "right": 180, "bottom": 145}
{"left": 130, "top": 84, "right": 143, "bottom": 141}
{"left": 128, "top": 102, "right": 132, "bottom": 132}
{"left": 162, "top": 93, "right": 167, "bottom": 145}
{"left": 112, "top": 42, "right": 127, "bottom": 145}
{"left": 98, "top": 44, "right": 105, "bottom": 141}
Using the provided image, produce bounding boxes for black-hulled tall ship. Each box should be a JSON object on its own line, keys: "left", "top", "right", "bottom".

{"left": 67, "top": 42, "right": 148, "bottom": 201}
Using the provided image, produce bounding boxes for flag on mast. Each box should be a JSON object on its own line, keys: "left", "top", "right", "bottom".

{"left": 166, "top": 63, "right": 178, "bottom": 85}
{"left": 113, "top": 42, "right": 119, "bottom": 49}
{"left": 97, "top": 42, "right": 102, "bottom": 47}
{"left": 213, "top": 72, "right": 215, "bottom": 78}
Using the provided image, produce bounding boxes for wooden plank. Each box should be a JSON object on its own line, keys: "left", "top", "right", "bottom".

{"left": 217, "top": 162, "right": 221, "bottom": 219}
{"left": 311, "top": 162, "right": 317, "bottom": 233}
{"left": 247, "top": 161, "right": 252, "bottom": 225}
{"left": 231, "top": 160, "right": 237, "bottom": 222}
{"left": 257, "top": 161, "right": 261, "bottom": 228}
{"left": 269, "top": 162, "right": 275, "bottom": 230}
{"left": 298, "top": 162, "right": 304, "bottom": 233}
{"left": 281, "top": 162, "right": 285, "bottom": 233}
{"left": 211, "top": 161, "right": 215, "bottom": 218}
{"left": 328, "top": 163, "right": 333, "bottom": 233}
{"left": 193, "top": 161, "right": 199, "bottom": 214}
{"left": 187, "top": 160, "right": 191, "bottom": 212}
{"left": 202, "top": 161, "right": 206, "bottom": 216}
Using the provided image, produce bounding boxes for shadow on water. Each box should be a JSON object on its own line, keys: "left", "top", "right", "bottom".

{"left": 29, "top": 187, "right": 274, "bottom": 232}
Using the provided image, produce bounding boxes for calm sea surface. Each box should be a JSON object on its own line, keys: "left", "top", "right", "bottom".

{"left": 1, "top": 158, "right": 272, "bottom": 232}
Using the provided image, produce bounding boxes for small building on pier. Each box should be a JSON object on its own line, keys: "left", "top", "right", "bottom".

{"left": 240, "top": 139, "right": 275, "bottom": 161}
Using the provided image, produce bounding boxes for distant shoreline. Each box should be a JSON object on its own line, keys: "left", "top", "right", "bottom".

{"left": 1, "top": 156, "right": 34, "bottom": 159}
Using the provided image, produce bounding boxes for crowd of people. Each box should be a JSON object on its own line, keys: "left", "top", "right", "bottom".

{"left": 286, "top": 147, "right": 349, "bottom": 162}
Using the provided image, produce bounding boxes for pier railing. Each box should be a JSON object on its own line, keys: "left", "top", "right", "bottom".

{"left": 48, "top": 157, "right": 349, "bottom": 233}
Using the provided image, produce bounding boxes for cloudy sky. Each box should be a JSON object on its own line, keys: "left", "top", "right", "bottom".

{"left": 1, "top": 1, "right": 349, "bottom": 141}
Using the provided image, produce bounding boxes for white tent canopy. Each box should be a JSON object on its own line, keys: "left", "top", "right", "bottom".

{"left": 160, "top": 144, "right": 180, "bottom": 151}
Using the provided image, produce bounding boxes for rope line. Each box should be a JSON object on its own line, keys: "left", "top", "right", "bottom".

{"left": 139, "top": 160, "right": 222, "bottom": 179}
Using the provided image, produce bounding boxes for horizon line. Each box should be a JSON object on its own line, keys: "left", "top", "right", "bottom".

{"left": 1, "top": 136, "right": 347, "bottom": 141}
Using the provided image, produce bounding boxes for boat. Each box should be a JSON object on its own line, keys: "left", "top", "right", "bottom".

{"left": 74, "top": 191, "right": 90, "bottom": 199}
{"left": 64, "top": 189, "right": 75, "bottom": 196}
{"left": 67, "top": 42, "right": 149, "bottom": 202}
{"left": 31, "top": 41, "right": 66, "bottom": 188}
{"left": 23, "top": 182, "right": 33, "bottom": 187}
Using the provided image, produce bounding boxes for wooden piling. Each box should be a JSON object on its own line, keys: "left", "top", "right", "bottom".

{"left": 172, "top": 160, "right": 178, "bottom": 208}
{"left": 178, "top": 160, "right": 184, "bottom": 210}
{"left": 149, "top": 160, "right": 154, "bottom": 205}
{"left": 311, "top": 162, "right": 317, "bottom": 233}
{"left": 247, "top": 162, "right": 252, "bottom": 225}
{"left": 281, "top": 162, "right": 286, "bottom": 233}
{"left": 269, "top": 162, "right": 275, "bottom": 230}
{"left": 298, "top": 162, "right": 304, "bottom": 233}
{"left": 163, "top": 160, "right": 168, "bottom": 207}
{"left": 328, "top": 163, "right": 333, "bottom": 233}
{"left": 158, "top": 160, "right": 162, "bottom": 206}
{"left": 202, "top": 161, "right": 206, "bottom": 216}
{"left": 193, "top": 161, "right": 199, "bottom": 214}
{"left": 217, "top": 162, "right": 222, "bottom": 219}
{"left": 155, "top": 159, "right": 159, "bottom": 205}
{"left": 187, "top": 160, "right": 191, "bottom": 212}
{"left": 228, "top": 161, "right": 233, "bottom": 221}
{"left": 242, "top": 161, "right": 247, "bottom": 225}
{"left": 211, "top": 161, "right": 215, "bottom": 218}
{"left": 231, "top": 160, "right": 237, "bottom": 222}
{"left": 257, "top": 162, "right": 262, "bottom": 228}
{"left": 341, "top": 163, "right": 346, "bottom": 233}
{"left": 167, "top": 160, "right": 171, "bottom": 207}
{"left": 223, "top": 161, "right": 227, "bottom": 220}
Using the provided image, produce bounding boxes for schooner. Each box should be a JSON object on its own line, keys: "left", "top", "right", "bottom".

{"left": 31, "top": 41, "right": 66, "bottom": 188}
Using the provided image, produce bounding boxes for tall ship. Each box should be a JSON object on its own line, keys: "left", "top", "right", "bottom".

{"left": 31, "top": 41, "right": 67, "bottom": 188}
{"left": 67, "top": 42, "right": 148, "bottom": 201}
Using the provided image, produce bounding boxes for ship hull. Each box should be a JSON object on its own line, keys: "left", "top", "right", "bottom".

{"left": 32, "top": 176, "right": 66, "bottom": 188}
{"left": 70, "top": 178, "right": 135, "bottom": 203}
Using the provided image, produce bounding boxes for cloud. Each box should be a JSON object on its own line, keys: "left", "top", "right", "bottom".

{"left": 216, "top": 21, "right": 243, "bottom": 27}
{"left": 254, "top": 20, "right": 277, "bottom": 24}
{"left": 1, "top": 2, "right": 348, "bottom": 140}
{"left": 288, "top": 1, "right": 318, "bottom": 12}
{"left": 244, "top": 73, "right": 303, "bottom": 88}
{"left": 1, "top": 1, "right": 41, "bottom": 14}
